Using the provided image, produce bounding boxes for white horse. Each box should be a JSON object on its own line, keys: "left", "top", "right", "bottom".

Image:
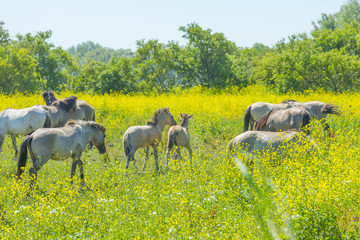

{"left": 282, "top": 100, "right": 341, "bottom": 131}
{"left": 227, "top": 130, "right": 311, "bottom": 164}
{"left": 0, "top": 96, "right": 77, "bottom": 157}
{"left": 16, "top": 120, "right": 107, "bottom": 188}
{"left": 0, "top": 106, "right": 51, "bottom": 157}
{"left": 243, "top": 102, "right": 293, "bottom": 131}
{"left": 165, "top": 113, "right": 193, "bottom": 167}
{"left": 123, "top": 108, "right": 177, "bottom": 173}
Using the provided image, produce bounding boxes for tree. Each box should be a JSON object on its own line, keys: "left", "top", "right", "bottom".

{"left": 0, "top": 45, "right": 39, "bottom": 93}
{"left": 179, "top": 23, "right": 237, "bottom": 88}
{"left": 0, "top": 21, "right": 10, "bottom": 46}
{"left": 134, "top": 39, "right": 180, "bottom": 93}
{"left": 16, "top": 30, "right": 77, "bottom": 90}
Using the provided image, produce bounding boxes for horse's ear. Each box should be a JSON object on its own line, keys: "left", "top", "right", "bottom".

{"left": 165, "top": 107, "right": 170, "bottom": 112}
{"left": 189, "top": 114, "right": 193, "bottom": 118}
{"left": 180, "top": 113, "right": 183, "bottom": 117}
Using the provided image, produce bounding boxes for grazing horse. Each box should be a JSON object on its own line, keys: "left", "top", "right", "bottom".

{"left": 41, "top": 96, "right": 78, "bottom": 127}
{"left": 243, "top": 102, "right": 293, "bottom": 131}
{"left": 165, "top": 113, "right": 193, "bottom": 167}
{"left": 0, "top": 106, "right": 51, "bottom": 157}
{"left": 42, "top": 91, "right": 95, "bottom": 122}
{"left": 123, "top": 108, "right": 177, "bottom": 173}
{"left": 281, "top": 100, "right": 341, "bottom": 131}
{"left": 254, "top": 107, "right": 311, "bottom": 133}
{"left": 16, "top": 120, "right": 106, "bottom": 188}
{"left": 227, "top": 130, "right": 310, "bottom": 164}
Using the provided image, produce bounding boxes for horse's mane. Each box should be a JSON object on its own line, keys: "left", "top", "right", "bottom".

{"left": 321, "top": 103, "right": 341, "bottom": 116}
{"left": 146, "top": 108, "right": 168, "bottom": 126}
{"left": 65, "top": 120, "right": 78, "bottom": 126}
{"left": 255, "top": 109, "right": 275, "bottom": 130}
{"left": 65, "top": 120, "right": 106, "bottom": 132}
{"left": 89, "top": 121, "right": 106, "bottom": 132}
{"left": 281, "top": 99, "right": 297, "bottom": 104}
{"left": 51, "top": 95, "right": 77, "bottom": 112}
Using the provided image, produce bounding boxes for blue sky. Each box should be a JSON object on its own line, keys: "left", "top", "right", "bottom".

{"left": 1, "top": 0, "right": 345, "bottom": 50}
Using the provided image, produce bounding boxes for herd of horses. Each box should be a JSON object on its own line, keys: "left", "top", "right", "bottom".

{"left": 0, "top": 91, "right": 341, "bottom": 190}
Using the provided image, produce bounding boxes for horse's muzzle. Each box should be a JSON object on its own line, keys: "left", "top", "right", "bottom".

{"left": 98, "top": 145, "right": 107, "bottom": 154}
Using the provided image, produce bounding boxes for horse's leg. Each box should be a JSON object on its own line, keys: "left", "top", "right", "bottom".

{"left": 77, "top": 159, "right": 85, "bottom": 187}
{"left": 142, "top": 147, "right": 149, "bottom": 172}
{"left": 153, "top": 145, "right": 159, "bottom": 171}
{"left": 250, "top": 119, "right": 255, "bottom": 131}
{"left": 165, "top": 144, "right": 173, "bottom": 168}
{"left": 185, "top": 143, "right": 193, "bottom": 165}
{"left": 10, "top": 134, "right": 18, "bottom": 158}
{"left": 125, "top": 148, "right": 136, "bottom": 174}
{"left": 70, "top": 158, "right": 78, "bottom": 184}
{"left": 0, "top": 132, "right": 5, "bottom": 153}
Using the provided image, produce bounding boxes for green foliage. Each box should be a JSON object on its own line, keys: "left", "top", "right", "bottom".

{"left": 16, "top": 30, "right": 77, "bottom": 91}
{"left": 67, "top": 41, "right": 134, "bottom": 64}
{"left": 0, "top": 45, "right": 39, "bottom": 93}
{"left": 179, "top": 23, "right": 237, "bottom": 88}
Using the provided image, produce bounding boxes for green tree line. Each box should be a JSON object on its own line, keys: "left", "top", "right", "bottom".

{"left": 1, "top": 0, "right": 360, "bottom": 94}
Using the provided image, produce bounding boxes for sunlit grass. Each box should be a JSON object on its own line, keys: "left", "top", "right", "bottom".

{"left": 0, "top": 85, "right": 359, "bottom": 239}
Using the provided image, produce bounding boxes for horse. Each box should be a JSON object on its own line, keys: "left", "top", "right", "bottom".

{"left": 243, "top": 102, "right": 293, "bottom": 131}
{"left": 0, "top": 106, "right": 51, "bottom": 157}
{"left": 123, "top": 107, "right": 177, "bottom": 173}
{"left": 254, "top": 107, "right": 311, "bottom": 133}
{"left": 0, "top": 96, "right": 76, "bottom": 157}
{"left": 227, "top": 130, "right": 311, "bottom": 165}
{"left": 41, "top": 95, "right": 78, "bottom": 127}
{"left": 42, "top": 91, "right": 95, "bottom": 122}
{"left": 165, "top": 113, "right": 193, "bottom": 167}
{"left": 16, "top": 120, "right": 106, "bottom": 189}
{"left": 281, "top": 100, "right": 341, "bottom": 131}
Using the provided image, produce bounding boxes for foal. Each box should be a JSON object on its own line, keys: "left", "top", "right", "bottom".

{"left": 123, "top": 108, "right": 177, "bottom": 173}
{"left": 165, "top": 113, "right": 193, "bottom": 167}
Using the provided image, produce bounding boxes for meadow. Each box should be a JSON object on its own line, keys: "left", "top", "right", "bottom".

{"left": 0, "top": 86, "right": 360, "bottom": 239}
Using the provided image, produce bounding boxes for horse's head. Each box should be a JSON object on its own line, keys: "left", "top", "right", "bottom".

{"left": 42, "top": 90, "right": 57, "bottom": 106}
{"left": 90, "top": 122, "right": 107, "bottom": 154}
{"left": 164, "top": 107, "right": 177, "bottom": 126}
{"left": 180, "top": 113, "right": 193, "bottom": 127}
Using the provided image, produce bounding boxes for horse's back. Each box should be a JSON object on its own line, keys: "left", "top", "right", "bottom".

{"left": 123, "top": 125, "right": 158, "bottom": 148}
{"left": 168, "top": 125, "right": 189, "bottom": 146}
{"left": 30, "top": 127, "right": 84, "bottom": 160}
{"left": 250, "top": 102, "right": 290, "bottom": 122}
{"left": 0, "top": 106, "right": 47, "bottom": 134}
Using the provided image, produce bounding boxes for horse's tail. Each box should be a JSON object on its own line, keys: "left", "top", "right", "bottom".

{"left": 301, "top": 110, "right": 311, "bottom": 134}
{"left": 43, "top": 110, "right": 51, "bottom": 128}
{"left": 92, "top": 111, "right": 96, "bottom": 122}
{"left": 16, "top": 135, "right": 33, "bottom": 179}
{"left": 123, "top": 135, "right": 131, "bottom": 157}
{"left": 255, "top": 110, "right": 273, "bottom": 131}
{"left": 244, "top": 106, "right": 252, "bottom": 132}
{"left": 167, "top": 131, "right": 178, "bottom": 150}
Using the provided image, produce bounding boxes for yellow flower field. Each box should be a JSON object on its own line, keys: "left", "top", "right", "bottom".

{"left": 0, "top": 86, "right": 359, "bottom": 239}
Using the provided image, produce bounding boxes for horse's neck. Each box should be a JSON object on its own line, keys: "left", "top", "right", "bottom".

{"left": 180, "top": 121, "right": 189, "bottom": 129}
{"left": 154, "top": 118, "right": 168, "bottom": 133}
{"left": 82, "top": 125, "right": 96, "bottom": 143}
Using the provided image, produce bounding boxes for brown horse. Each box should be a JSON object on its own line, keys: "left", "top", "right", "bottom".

{"left": 17, "top": 120, "right": 106, "bottom": 188}
{"left": 42, "top": 91, "right": 95, "bottom": 122}
{"left": 123, "top": 108, "right": 177, "bottom": 173}
{"left": 165, "top": 113, "right": 193, "bottom": 167}
{"left": 281, "top": 100, "right": 341, "bottom": 131}
{"left": 254, "top": 107, "right": 311, "bottom": 133}
{"left": 243, "top": 102, "right": 293, "bottom": 131}
{"left": 41, "top": 95, "right": 78, "bottom": 127}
